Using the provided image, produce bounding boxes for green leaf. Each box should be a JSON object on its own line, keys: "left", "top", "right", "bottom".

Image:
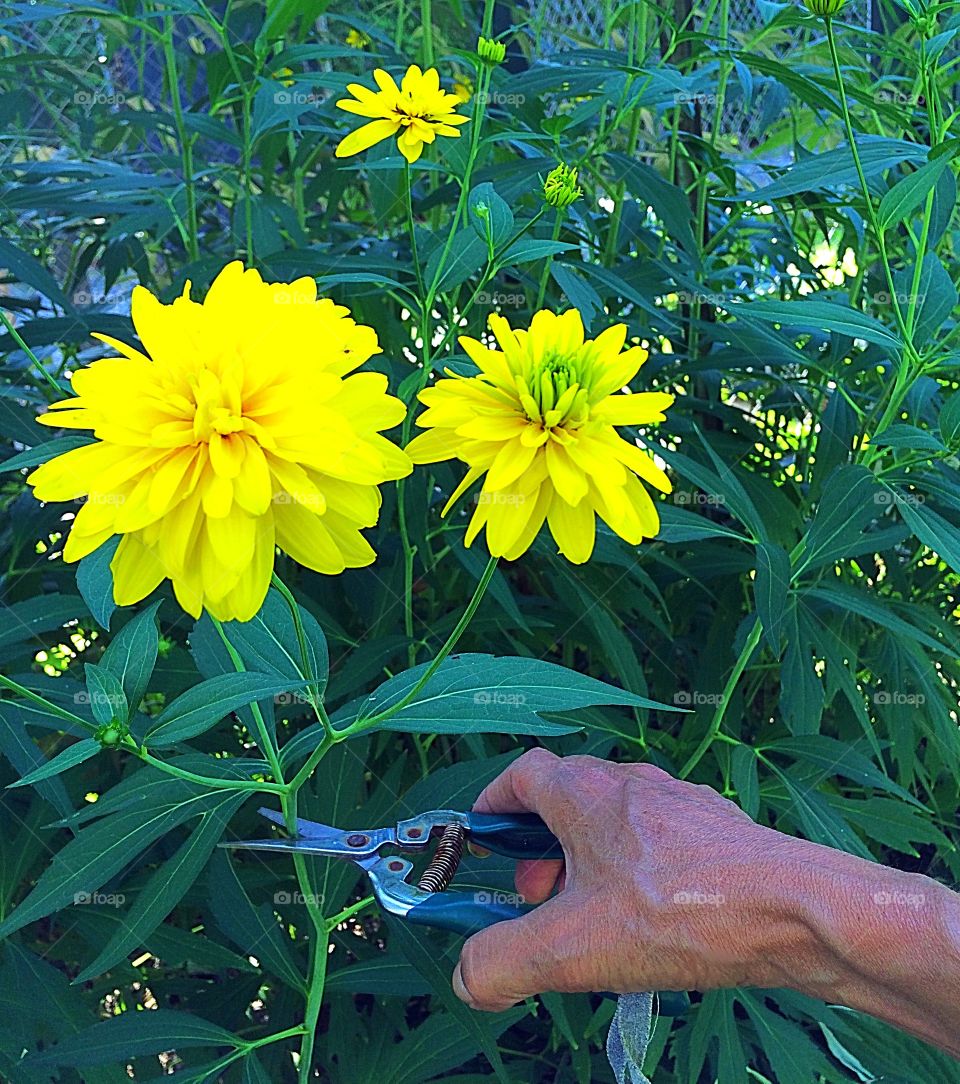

{"left": 729, "top": 297, "right": 902, "bottom": 351}
{"left": 0, "top": 593, "right": 87, "bottom": 654}
{"left": 780, "top": 605, "right": 823, "bottom": 736}
{"left": 84, "top": 663, "right": 128, "bottom": 727}
{"left": 468, "top": 181, "right": 514, "bottom": 250}
{"left": 76, "top": 537, "right": 120, "bottom": 631}
{"left": 0, "top": 237, "right": 73, "bottom": 310}
{"left": 939, "top": 391, "right": 960, "bottom": 447}
{"left": 0, "top": 704, "right": 74, "bottom": 818}
{"left": 0, "top": 435, "right": 93, "bottom": 473}
{"left": 657, "top": 503, "right": 750, "bottom": 543}
{"left": 896, "top": 496, "right": 960, "bottom": 576}
{"left": 739, "top": 991, "right": 834, "bottom": 1084}
{"left": 218, "top": 588, "right": 329, "bottom": 698}
{"left": 388, "top": 918, "right": 521, "bottom": 1084}
{"left": 754, "top": 542, "right": 792, "bottom": 656}
{"left": 498, "top": 238, "right": 577, "bottom": 265}
{"left": 207, "top": 849, "right": 304, "bottom": 993}
{"left": 26, "top": 1009, "right": 240, "bottom": 1068}
{"left": 797, "top": 465, "right": 880, "bottom": 573}
{"left": 74, "top": 793, "right": 246, "bottom": 981}
{"left": 764, "top": 735, "right": 922, "bottom": 806}
{"left": 145, "top": 672, "right": 308, "bottom": 746}
{"left": 345, "top": 653, "right": 676, "bottom": 736}
{"left": 730, "top": 745, "right": 760, "bottom": 820}
{"left": 8, "top": 738, "right": 100, "bottom": 789}
{"left": 0, "top": 784, "right": 231, "bottom": 937}
{"left": 877, "top": 154, "right": 950, "bottom": 231}
{"left": 100, "top": 601, "right": 161, "bottom": 716}
{"left": 805, "top": 583, "right": 951, "bottom": 655}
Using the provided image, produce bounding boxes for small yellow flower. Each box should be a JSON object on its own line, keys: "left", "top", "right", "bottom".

{"left": 452, "top": 72, "right": 473, "bottom": 104}
{"left": 406, "top": 310, "right": 674, "bottom": 563}
{"left": 477, "top": 36, "right": 506, "bottom": 64}
{"left": 28, "top": 262, "right": 411, "bottom": 621}
{"left": 345, "top": 28, "right": 371, "bottom": 49}
{"left": 544, "top": 163, "right": 582, "bottom": 209}
{"left": 335, "top": 65, "right": 470, "bottom": 164}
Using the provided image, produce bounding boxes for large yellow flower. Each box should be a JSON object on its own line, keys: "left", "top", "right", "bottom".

{"left": 406, "top": 310, "right": 674, "bottom": 563}
{"left": 28, "top": 262, "right": 411, "bottom": 621}
{"left": 335, "top": 65, "right": 469, "bottom": 164}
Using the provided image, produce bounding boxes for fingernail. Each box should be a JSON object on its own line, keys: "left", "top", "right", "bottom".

{"left": 452, "top": 961, "right": 476, "bottom": 1007}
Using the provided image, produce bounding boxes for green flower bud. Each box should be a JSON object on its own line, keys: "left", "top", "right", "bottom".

{"left": 802, "top": 0, "right": 846, "bottom": 16}
{"left": 543, "top": 163, "right": 582, "bottom": 210}
{"left": 96, "top": 720, "right": 125, "bottom": 747}
{"left": 477, "top": 36, "right": 506, "bottom": 65}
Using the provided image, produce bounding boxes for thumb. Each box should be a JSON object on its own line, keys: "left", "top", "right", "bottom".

{"left": 452, "top": 897, "right": 575, "bottom": 1012}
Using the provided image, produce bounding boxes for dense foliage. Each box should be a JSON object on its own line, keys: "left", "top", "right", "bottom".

{"left": 1, "top": 0, "right": 959, "bottom": 1080}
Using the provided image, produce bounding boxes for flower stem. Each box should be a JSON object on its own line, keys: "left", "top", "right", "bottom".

{"left": 271, "top": 572, "right": 335, "bottom": 739}
{"left": 344, "top": 555, "right": 499, "bottom": 736}
{"left": 0, "top": 307, "right": 66, "bottom": 396}
{"left": 678, "top": 617, "right": 761, "bottom": 779}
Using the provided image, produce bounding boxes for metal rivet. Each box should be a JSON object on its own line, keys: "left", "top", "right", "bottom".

{"left": 388, "top": 860, "right": 404, "bottom": 871}
{"left": 406, "top": 827, "right": 423, "bottom": 838}
{"left": 346, "top": 833, "right": 369, "bottom": 847}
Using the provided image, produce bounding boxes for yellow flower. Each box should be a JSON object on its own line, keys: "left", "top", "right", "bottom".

{"left": 28, "top": 262, "right": 412, "bottom": 621}
{"left": 406, "top": 310, "right": 674, "bottom": 563}
{"left": 335, "top": 65, "right": 469, "bottom": 164}
{"left": 345, "top": 28, "right": 371, "bottom": 49}
{"left": 452, "top": 72, "right": 473, "bottom": 104}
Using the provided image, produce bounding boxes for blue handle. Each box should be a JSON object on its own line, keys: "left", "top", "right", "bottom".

{"left": 406, "top": 890, "right": 529, "bottom": 937}
{"left": 465, "top": 812, "right": 563, "bottom": 859}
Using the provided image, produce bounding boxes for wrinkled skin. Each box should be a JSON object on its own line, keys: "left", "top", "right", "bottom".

{"left": 452, "top": 750, "right": 960, "bottom": 1058}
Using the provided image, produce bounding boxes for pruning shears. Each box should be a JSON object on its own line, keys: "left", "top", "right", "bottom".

{"left": 226, "top": 807, "right": 690, "bottom": 1015}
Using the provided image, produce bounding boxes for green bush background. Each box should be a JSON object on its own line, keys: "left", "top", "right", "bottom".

{"left": 1, "top": 0, "right": 959, "bottom": 1080}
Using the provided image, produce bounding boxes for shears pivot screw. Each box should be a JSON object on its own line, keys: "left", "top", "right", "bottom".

{"left": 346, "top": 833, "right": 369, "bottom": 847}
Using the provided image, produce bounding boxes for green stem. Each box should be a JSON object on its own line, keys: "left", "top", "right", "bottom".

{"left": 0, "top": 307, "right": 66, "bottom": 396}
{"left": 678, "top": 617, "right": 762, "bottom": 779}
{"left": 325, "top": 894, "right": 375, "bottom": 930}
{"left": 211, "top": 617, "right": 285, "bottom": 784}
{"left": 136, "top": 746, "right": 285, "bottom": 794}
{"left": 271, "top": 573, "right": 335, "bottom": 739}
{"left": 161, "top": 17, "right": 200, "bottom": 262}
{"left": 535, "top": 210, "right": 563, "bottom": 310}
{"left": 343, "top": 555, "right": 499, "bottom": 736}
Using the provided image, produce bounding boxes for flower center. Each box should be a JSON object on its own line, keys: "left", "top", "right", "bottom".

{"left": 191, "top": 369, "right": 245, "bottom": 442}
{"left": 519, "top": 355, "right": 591, "bottom": 430}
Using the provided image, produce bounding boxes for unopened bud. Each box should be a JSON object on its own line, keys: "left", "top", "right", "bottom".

{"left": 477, "top": 36, "right": 506, "bottom": 64}
{"left": 802, "top": 0, "right": 846, "bottom": 16}
{"left": 543, "top": 163, "right": 582, "bottom": 210}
